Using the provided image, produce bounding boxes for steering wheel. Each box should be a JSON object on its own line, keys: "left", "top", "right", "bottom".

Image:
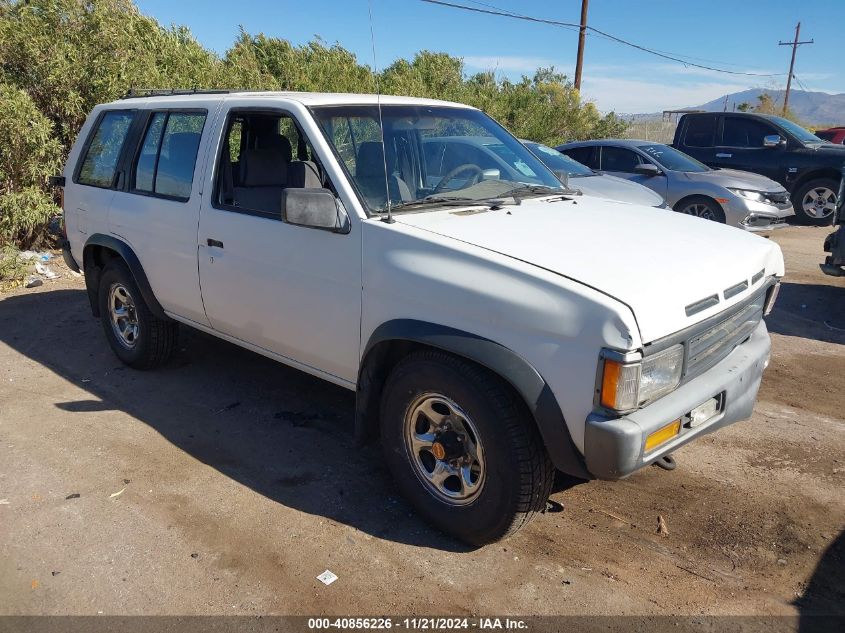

{"left": 432, "top": 164, "right": 484, "bottom": 194}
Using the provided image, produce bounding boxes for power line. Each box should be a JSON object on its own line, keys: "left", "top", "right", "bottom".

{"left": 420, "top": 0, "right": 786, "bottom": 77}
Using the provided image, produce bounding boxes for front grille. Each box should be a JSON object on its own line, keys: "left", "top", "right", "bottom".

{"left": 685, "top": 292, "right": 765, "bottom": 378}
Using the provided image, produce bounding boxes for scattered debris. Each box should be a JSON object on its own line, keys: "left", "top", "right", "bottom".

{"left": 657, "top": 515, "right": 669, "bottom": 536}
{"left": 31, "top": 580, "right": 39, "bottom": 590}
{"left": 777, "top": 558, "right": 788, "bottom": 565}
{"left": 25, "top": 277, "right": 42, "bottom": 288}
{"left": 675, "top": 564, "right": 716, "bottom": 582}
{"left": 317, "top": 570, "right": 338, "bottom": 586}
{"left": 581, "top": 567, "right": 592, "bottom": 571}
{"left": 190, "top": 553, "right": 199, "bottom": 559}
{"left": 0, "top": 499, "right": 9, "bottom": 505}
{"left": 51, "top": 571, "right": 60, "bottom": 577}
{"left": 109, "top": 487, "right": 126, "bottom": 499}
{"left": 65, "top": 493, "right": 80, "bottom": 500}
{"left": 123, "top": 479, "right": 130, "bottom": 485}
{"left": 34, "top": 262, "right": 59, "bottom": 280}
{"left": 561, "top": 579, "right": 572, "bottom": 585}
{"left": 593, "top": 508, "right": 636, "bottom": 527}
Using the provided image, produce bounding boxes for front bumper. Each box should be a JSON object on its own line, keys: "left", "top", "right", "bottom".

{"left": 728, "top": 197, "right": 794, "bottom": 232}
{"left": 583, "top": 319, "right": 771, "bottom": 479}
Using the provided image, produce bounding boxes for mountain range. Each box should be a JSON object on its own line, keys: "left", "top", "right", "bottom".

{"left": 693, "top": 89, "right": 845, "bottom": 126}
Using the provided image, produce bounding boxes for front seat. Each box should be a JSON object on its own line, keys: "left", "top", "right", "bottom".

{"left": 355, "top": 141, "right": 413, "bottom": 207}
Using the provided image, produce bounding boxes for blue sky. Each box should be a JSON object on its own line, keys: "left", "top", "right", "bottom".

{"left": 135, "top": 0, "right": 845, "bottom": 113}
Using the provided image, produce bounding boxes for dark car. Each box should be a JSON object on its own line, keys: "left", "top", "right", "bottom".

{"left": 672, "top": 112, "right": 845, "bottom": 225}
{"left": 816, "top": 127, "right": 845, "bottom": 145}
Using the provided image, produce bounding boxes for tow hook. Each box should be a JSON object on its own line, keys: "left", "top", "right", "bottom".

{"left": 653, "top": 454, "right": 677, "bottom": 471}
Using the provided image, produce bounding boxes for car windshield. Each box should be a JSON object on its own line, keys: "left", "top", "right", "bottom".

{"left": 311, "top": 104, "right": 565, "bottom": 213}
{"left": 524, "top": 142, "right": 594, "bottom": 177}
{"left": 637, "top": 144, "right": 710, "bottom": 172}
{"left": 767, "top": 115, "right": 824, "bottom": 145}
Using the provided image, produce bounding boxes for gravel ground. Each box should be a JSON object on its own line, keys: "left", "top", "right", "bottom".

{"left": 0, "top": 226, "right": 843, "bottom": 620}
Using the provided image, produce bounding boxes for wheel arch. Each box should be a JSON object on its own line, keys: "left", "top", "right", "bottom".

{"left": 672, "top": 194, "right": 726, "bottom": 221}
{"left": 791, "top": 168, "right": 842, "bottom": 193}
{"left": 357, "top": 319, "right": 592, "bottom": 479}
{"left": 83, "top": 234, "right": 169, "bottom": 321}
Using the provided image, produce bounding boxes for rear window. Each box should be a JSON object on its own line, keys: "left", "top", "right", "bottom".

{"left": 77, "top": 110, "right": 135, "bottom": 188}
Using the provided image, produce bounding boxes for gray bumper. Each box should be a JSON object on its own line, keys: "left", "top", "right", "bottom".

{"left": 584, "top": 320, "right": 771, "bottom": 479}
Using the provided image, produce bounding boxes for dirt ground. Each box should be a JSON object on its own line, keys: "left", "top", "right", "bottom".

{"left": 0, "top": 226, "right": 843, "bottom": 619}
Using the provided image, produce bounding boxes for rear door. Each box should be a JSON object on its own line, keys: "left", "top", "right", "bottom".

{"left": 713, "top": 115, "right": 784, "bottom": 182}
{"left": 108, "top": 106, "right": 214, "bottom": 326}
{"left": 677, "top": 114, "right": 719, "bottom": 166}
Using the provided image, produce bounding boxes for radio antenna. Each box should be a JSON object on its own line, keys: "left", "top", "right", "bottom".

{"left": 367, "top": 0, "right": 394, "bottom": 223}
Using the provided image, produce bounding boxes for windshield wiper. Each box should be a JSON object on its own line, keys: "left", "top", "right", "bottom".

{"left": 503, "top": 184, "right": 574, "bottom": 198}
{"left": 386, "top": 196, "right": 489, "bottom": 213}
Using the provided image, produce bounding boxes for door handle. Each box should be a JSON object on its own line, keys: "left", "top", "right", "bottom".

{"left": 207, "top": 238, "right": 224, "bottom": 249}
{"left": 716, "top": 153, "right": 732, "bottom": 158}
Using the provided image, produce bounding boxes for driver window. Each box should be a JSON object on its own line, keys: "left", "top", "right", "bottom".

{"left": 600, "top": 146, "right": 642, "bottom": 173}
{"left": 721, "top": 117, "right": 776, "bottom": 148}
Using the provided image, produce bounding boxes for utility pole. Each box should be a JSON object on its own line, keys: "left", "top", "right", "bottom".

{"left": 778, "top": 22, "right": 813, "bottom": 115}
{"left": 574, "top": 0, "right": 589, "bottom": 91}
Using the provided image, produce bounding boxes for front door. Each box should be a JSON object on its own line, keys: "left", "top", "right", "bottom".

{"left": 713, "top": 116, "right": 784, "bottom": 183}
{"left": 600, "top": 146, "right": 669, "bottom": 198}
{"left": 196, "top": 105, "right": 362, "bottom": 385}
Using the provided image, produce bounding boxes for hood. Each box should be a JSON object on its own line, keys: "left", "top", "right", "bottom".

{"left": 815, "top": 143, "right": 845, "bottom": 157}
{"left": 395, "top": 196, "right": 784, "bottom": 344}
{"left": 570, "top": 174, "right": 664, "bottom": 207}
{"left": 685, "top": 168, "right": 785, "bottom": 192}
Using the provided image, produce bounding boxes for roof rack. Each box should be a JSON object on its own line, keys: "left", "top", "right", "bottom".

{"left": 120, "top": 88, "right": 237, "bottom": 100}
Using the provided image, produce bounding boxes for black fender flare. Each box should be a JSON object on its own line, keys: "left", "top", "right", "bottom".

{"left": 83, "top": 233, "right": 169, "bottom": 321}
{"left": 358, "top": 319, "right": 592, "bottom": 480}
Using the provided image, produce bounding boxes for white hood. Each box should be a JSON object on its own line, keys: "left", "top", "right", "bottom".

{"left": 395, "top": 196, "right": 784, "bottom": 343}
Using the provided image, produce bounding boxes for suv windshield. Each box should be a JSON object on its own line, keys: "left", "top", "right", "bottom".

{"left": 311, "top": 105, "right": 565, "bottom": 213}
{"left": 637, "top": 144, "right": 710, "bottom": 172}
{"left": 767, "top": 115, "right": 824, "bottom": 145}
{"left": 524, "top": 142, "right": 594, "bottom": 177}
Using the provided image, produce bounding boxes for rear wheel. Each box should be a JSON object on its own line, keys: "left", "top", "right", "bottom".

{"left": 98, "top": 259, "right": 177, "bottom": 369}
{"left": 380, "top": 350, "right": 554, "bottom": 545}
{"left": 792, "top": 178, "right": 838, "bottom": 225}
{"left": 674, "top": 196, "right": 726, "bottom": 223}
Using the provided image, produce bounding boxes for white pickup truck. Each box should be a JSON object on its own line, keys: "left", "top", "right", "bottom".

{"left": 58, "top": 90, "right": 783, "bottom": 545}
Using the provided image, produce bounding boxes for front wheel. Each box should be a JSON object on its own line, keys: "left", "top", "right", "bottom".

{"left": 792, "top": 178, "right": 838, "bottom": 225}
{"left": 674, "top": 196, "right": 726, "bottom": 223}
{"left": 380, "top": 350, "right": 554, "bottom": 545}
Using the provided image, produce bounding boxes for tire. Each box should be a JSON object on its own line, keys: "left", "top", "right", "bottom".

{"left": 673, "top": 196, "right": 726, "bottom": 223}
{"left": 791, "top": 178, "right": 838, "bottom": 226}
{"left": 98, "top": 259, "right": 177, "bottom": 369}
{"left": 380, "top": 350, "right": 554, "bottom": 545}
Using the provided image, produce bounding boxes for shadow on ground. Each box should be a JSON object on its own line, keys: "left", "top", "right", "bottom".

{"left": 0, "top": 288, "right": 584, "bottom": 552}
{"left": 796, "top": 529, "right": 845, "bottom": 632}
{"left": 766, "top": 281, "right": 845, "bottom": 345}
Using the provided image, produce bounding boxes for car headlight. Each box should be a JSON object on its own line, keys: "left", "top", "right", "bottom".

{"left": 599, "top": 344, "right": 684, "bottom": 412}
{"left": 728, "top": 188, "right": 766, "bottom": 202}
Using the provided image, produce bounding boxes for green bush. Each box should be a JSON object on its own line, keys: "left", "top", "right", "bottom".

{"left": 0, "top": 83, "right": 62, "bottom": 248}
{"left": 0, "top": 0, "right": 627, "bottom": 249}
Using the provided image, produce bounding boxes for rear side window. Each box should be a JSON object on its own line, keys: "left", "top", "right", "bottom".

{"left": 77, "top": 111, "right": 135, "bottom": 188}
{"left": 133, "top": 111, "right": 206, "bottom": 200}
{"left": 683, "top": 115, "right": 716, "bottom": 148}
{"left": 600, "top": 146, "right": 642, "bottom": 172}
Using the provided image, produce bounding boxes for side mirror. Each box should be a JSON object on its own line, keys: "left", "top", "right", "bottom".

{"left": 763, "top": 134, "right": 786, "bottom": 148}
{"left": 281, "top": 188, "right": 350, "bottom": 234}
{"left": 552, "top": 168, "right": 570, "bottom": 188}
{"left": 634, "top": 163, "right": 662, "bottom": 177}
{"left": 481, "top": 168, "right": 501, "bottom": 181}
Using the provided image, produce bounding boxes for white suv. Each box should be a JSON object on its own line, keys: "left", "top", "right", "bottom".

{"left": 57, "top": 90, "right": 784, "bottom": 545}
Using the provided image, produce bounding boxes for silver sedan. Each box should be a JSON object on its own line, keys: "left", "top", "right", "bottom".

{"left": 557, "top": 139, "right": 795, "bottom": 231}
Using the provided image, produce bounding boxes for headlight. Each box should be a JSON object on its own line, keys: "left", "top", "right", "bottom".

{"left": 599, "top": 344, "right": 684, "bottom": 412}
{"left": 728, "top": 188, "right": 766, "bottom": 202}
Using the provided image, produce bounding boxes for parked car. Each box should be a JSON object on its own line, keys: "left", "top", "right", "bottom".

{"left": 57, "top": 90, "right": 783, "bottom": 545}
{"left": 672, "top": 112, "right": 845, "bottom": 225}
{"left": 815, "top": 127, "right": 845, "bottom": 145}
{"left": 522, "top": 140, "right": 665, "bottom": 207}
{"left": 557, "top": 139, "right": 793, "bottom": 231}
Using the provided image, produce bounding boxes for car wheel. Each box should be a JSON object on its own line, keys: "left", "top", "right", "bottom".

{"left": 98, "top": 259, "right": 178, "bottom": 369}
{"left": 792, "top": 178, "right": 838, "bottom": 225}
{"left": 674, "top": 196, "right": 726, "bottom": 223}
{"left": 380, "top": 350, "right": 554, "bottom": 545}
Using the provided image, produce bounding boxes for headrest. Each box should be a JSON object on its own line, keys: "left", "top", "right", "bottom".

{"left": 356, "top": 141, "right": 387, "bottom": 179}
{"left": 241, "top": 148, "right": 288, "bottom": 187}
{"left": 256, "top": 134, "right": 292, "bottom": 162}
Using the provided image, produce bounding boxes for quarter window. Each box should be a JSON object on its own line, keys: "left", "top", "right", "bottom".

{"left": 77, "top": 111, "right": 135, "bottom": 188}
{"left": 133, "top": 111, "right": 206, "bottom": 200}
